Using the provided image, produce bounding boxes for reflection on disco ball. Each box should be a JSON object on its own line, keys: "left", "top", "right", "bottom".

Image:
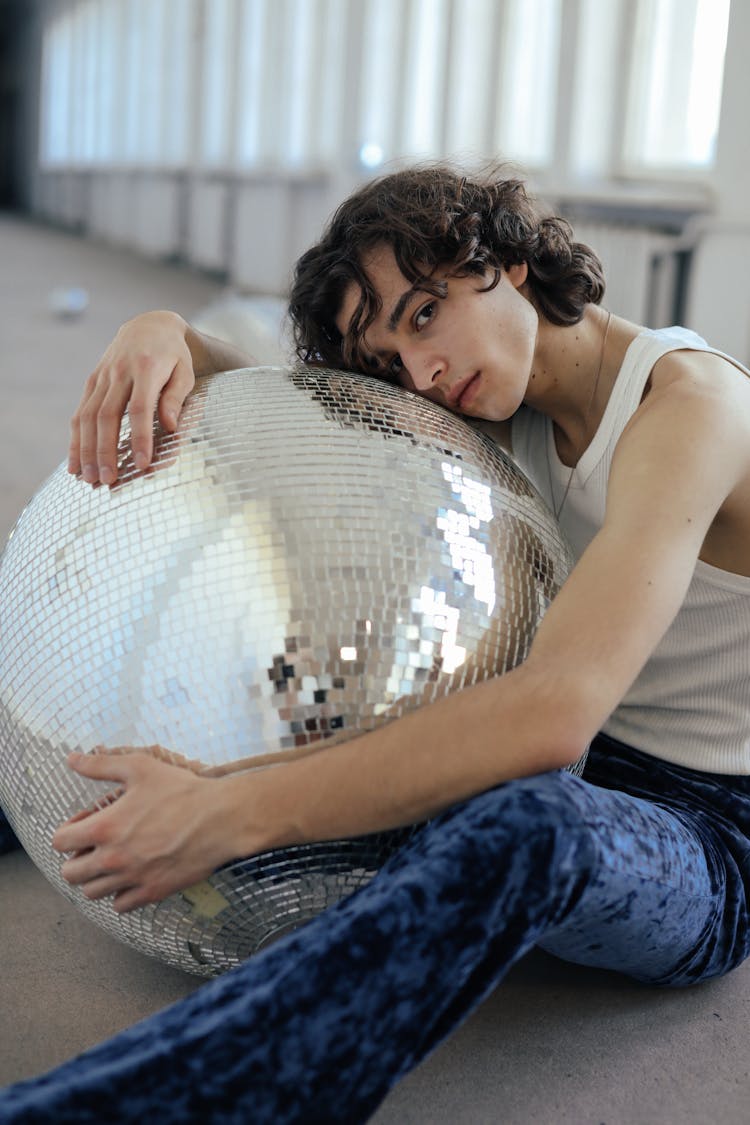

{"left": 0, "top": 366, "right": 578, "bottom": 977}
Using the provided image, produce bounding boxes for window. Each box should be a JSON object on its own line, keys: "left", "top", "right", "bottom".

{"left": 623, "top": 0, "right": 730, "bottom": 172}
{"left": 357, "top": 0, "right": 561, "bottom": 169}
{"left": 494, "top": 0, "right": 561, "bottom": 168}
{"left": 359, "top": 0, "right": 403, "bottom": 167}
{"left": 38, "top": 0, "right": 733, "bottom": 180}
{"left": 199, "top": 0, "right": 237, "bottom": 166}
{"left": 401, "top": 0, "right": 450, "bottom": 159}
{"left": 40, "top": 14, "right": 73, "bottom": 164}
{"left": 38, "top": 0, "right": 196, "bottom": 167}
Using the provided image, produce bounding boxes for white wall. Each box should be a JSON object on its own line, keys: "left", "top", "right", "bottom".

{"left": 684, "top": 0, "right": 750, "bottom": 361}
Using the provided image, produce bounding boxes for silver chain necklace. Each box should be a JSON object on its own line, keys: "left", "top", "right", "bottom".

{"left": 548, "top": 310, "right": 612, "bottom": 521}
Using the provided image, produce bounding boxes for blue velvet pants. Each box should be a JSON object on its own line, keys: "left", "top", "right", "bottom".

{"left": 2, "top": 735, "right": 750, "bottom": 1124}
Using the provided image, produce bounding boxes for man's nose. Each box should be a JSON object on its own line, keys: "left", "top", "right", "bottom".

{"left": 402, "top": 346, "right": 446, "bottom": 392}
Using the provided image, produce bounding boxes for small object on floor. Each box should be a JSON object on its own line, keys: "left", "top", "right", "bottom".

{"left": 47, "top": 286, "right": 89, "bottom": 318}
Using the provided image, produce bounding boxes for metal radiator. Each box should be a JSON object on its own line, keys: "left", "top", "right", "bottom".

{"left": 572, "top": 220, "right": 684, "bottom": 328}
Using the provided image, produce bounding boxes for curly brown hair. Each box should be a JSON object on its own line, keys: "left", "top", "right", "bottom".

{"left": 288, "top": 165, "right": 605, "bottom": 373}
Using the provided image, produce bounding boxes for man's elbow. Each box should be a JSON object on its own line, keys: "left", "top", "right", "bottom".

{"left": 514, "top": 661, "right": 605, "bottom": 774}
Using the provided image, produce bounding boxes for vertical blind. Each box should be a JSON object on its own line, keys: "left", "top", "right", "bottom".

{"left": 39, "top": 0, "right": 731, "bottom": 179}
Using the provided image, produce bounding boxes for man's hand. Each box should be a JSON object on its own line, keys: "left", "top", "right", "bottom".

{"left": 68, "top": 311, "right": 195, "bottom": 487}
{"left": 52, "top": 748, "right": 236, "bottom": 913}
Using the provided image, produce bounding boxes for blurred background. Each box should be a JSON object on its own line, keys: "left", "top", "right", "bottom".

{"left": 2, "top": 0, "right": 749, "bottom": 353}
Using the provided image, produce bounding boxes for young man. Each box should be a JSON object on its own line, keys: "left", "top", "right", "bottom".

{"left": 2, "top": 166, "right": 750, "bottom": 1122}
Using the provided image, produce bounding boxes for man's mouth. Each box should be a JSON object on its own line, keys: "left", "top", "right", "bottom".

{"left": 451, "top": 372, "right": 481, "bottom": 411}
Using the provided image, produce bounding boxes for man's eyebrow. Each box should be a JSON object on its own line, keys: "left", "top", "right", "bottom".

{"left": 386, "top": 287, "right": 421, "bottom": 333}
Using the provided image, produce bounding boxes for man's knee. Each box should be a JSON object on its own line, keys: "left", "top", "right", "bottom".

{"left": 453, "top": 770, "right": 601, "bottom": 849}
{"left": 407, "top": 770, "right": 599, "bottom": 915}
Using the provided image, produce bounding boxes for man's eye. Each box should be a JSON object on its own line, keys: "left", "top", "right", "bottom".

{"left": 415, "top": 302, "right": 435, "bottom": 330}
{"left": 388, "top": 354, "right": 404, "bottom": 376}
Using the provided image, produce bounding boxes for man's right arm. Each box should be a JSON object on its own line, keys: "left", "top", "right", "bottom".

{"left": 68, "top": 309, "right": 260, "bottom": 486}
{"left": 185, "top": 321, "right": 260, "bottom": 380}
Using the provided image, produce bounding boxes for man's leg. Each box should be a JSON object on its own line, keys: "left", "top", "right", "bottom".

{"left": 538, "top": 739, "right": 750, "bottom": 986}
{"left": 0, "top": 768, "right": 744, "bottom": 1124}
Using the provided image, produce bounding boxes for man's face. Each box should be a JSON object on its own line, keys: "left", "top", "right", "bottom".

{"left": 335, "top": 244, "right": 538, "bottom": 422}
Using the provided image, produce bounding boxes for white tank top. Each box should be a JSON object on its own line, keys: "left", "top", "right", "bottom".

{"left": 511, "top": 326, "right": 750, "bottom": 775}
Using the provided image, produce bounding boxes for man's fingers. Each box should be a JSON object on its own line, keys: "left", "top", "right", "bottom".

{"left": 68, "top": 369, "right": 100, "bottom": 475}
{"left": 66, "top": 750, "right": 134, "bottom": 785}
{"left": 85, "top": 876, "right": 136, "bottom": 902}
{"left": 96, "top": 379, "right": 138, "bottom": 485}
{"left": 140, "top": 743, "right": 205, "bottom": 773}
{"left": 70, "top": 360, "right": 183, "bottom": 486}
{"left": 58, "top": 846, "right": 113, "bottom": 884}
{"left": 72, "top": 374, "right": 113, "bottom": 484}
{"left": 60, "top": 851, "right": 134, "bottom": 901}
{"left": 53, "top": 816, "right": 100, "bottom": 855}
{"left": 156, "top": 357, "right": 194, "bottom": 434}
{"left": 127, "top": 358, "right": 182, "bottom": 469}
{"left": 56, "top": 834, "right": 161, "bottom": 911}
{"left": 63, "top": 807, "right": 96, "bottom": 826}
{"left": 68, "top": 411, "right": 83, "bottom": 476}
{"left": 69, "top": 312, "right": 195, "bottom": 485}
{"left": 112, "top": 887, "right": 152, "bottom": 913}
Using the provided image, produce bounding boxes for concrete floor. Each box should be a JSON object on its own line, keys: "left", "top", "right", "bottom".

{"left": 1, "top": 214, "right": 749, "bottom": 1123}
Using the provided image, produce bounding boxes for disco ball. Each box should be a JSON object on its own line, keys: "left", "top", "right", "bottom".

{"left": 0, "top": 366, "right": 578, "bottom": 977}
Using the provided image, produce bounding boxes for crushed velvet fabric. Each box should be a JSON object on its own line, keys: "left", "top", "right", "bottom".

{"left": 2, "top": 735, "right": 750, "bottom": 1124}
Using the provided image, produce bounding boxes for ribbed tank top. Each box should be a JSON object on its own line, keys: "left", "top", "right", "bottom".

{"left": 511, "top": 326, "right": 750, "bottom": 774}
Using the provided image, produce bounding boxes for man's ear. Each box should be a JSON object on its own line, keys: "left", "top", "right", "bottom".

{"left": 506, "top": 262, "right": 529, "bottom": 289}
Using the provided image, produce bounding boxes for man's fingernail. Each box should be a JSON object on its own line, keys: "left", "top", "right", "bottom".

{"left": 99, "top": 466, "right": 114, "bottom": 485}
{"left": 134, "top": 452, "right": 148, "bottom": 471}
{"left": 82, "top": 464, "right": 97, "bottom": 483}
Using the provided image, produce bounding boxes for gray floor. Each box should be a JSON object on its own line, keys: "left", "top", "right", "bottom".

{"left": 1, "top": 214, "right": 749, "bottom": 1123}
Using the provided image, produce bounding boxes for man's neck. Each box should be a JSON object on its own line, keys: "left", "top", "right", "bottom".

{"left": 524, "top": 307, "right": 636, "bottom": 466}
